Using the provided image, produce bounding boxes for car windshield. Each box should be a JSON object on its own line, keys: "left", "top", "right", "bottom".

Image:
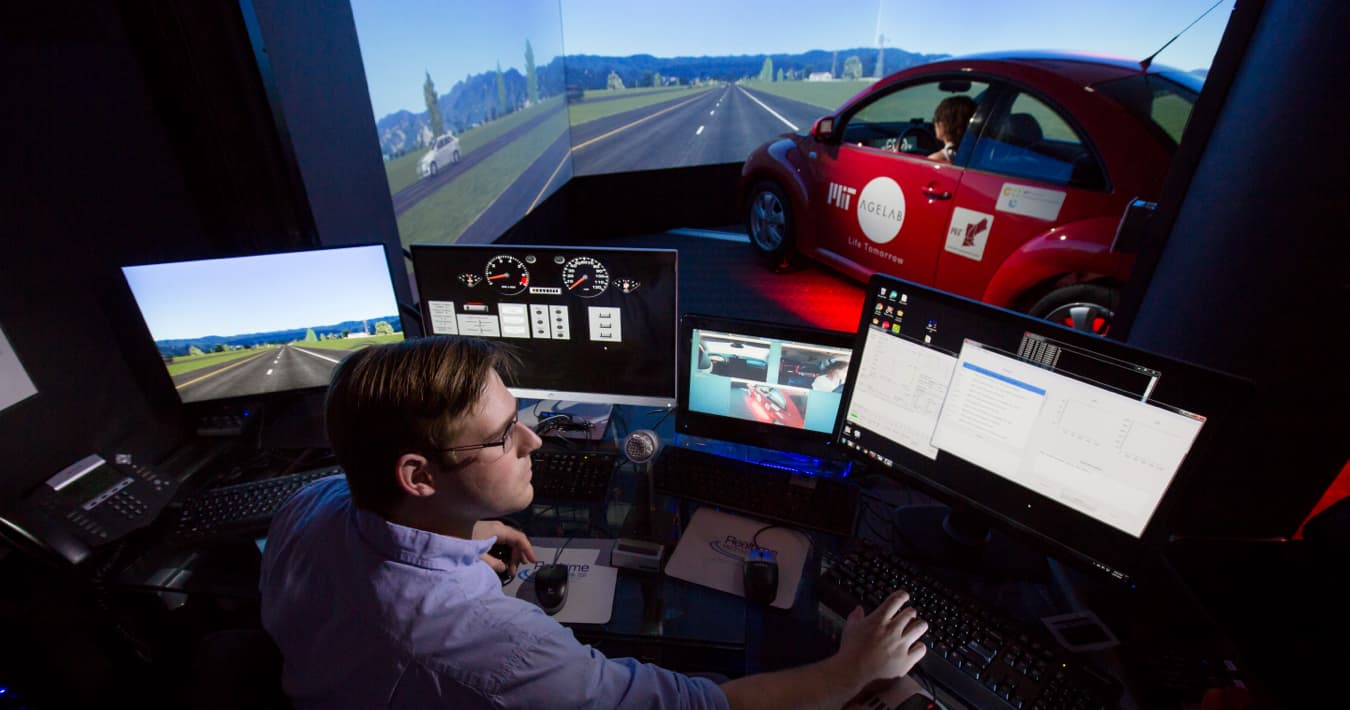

{"left": 1092, "top": 73, "right": 1201, "bottom": 148}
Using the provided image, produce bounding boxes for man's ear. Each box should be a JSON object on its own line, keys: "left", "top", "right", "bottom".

{"left": 395, "top": 453, "right": 439, "bottom": 498}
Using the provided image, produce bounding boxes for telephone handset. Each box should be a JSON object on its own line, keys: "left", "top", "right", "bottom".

{"left": 0, "top": 454, "right": 179, "bottom": 566}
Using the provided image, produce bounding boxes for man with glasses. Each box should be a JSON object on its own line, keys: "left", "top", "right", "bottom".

{"left": 260, "top": 336, "right": 929, "bottom": 709}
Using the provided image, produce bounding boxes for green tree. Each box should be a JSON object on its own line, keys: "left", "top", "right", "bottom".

{"left": 843, "top": 55, "right": 863, "bottom": 80}
{"left": 651, "top": 72, "right": 662, "bottom": 87}
{"left": 212, "top": 343, "right": 228, "bottom": 353}
{"left": 524, "top": 40, "right": 538, "bottom": 103}
{"left": 342, "top": 329, "right": 350, "bottom": 338}
{"left": 759, "top": 57, "right": 774, "bottom": 82}
{"left": 305, "top": 328, "right": 317, "bottom": 342}
{"left": 423, "top": 71, "right": 444, "bottom": 138}
{"left": 496, "top": 62, "right": 507, "bottom": 116}
{"left": 188, "top": 345, "right": 203, "bottom": 357}
{"left": 775, "top": 68, "right": 784, "bottom": 82}
{"left": 606, "top": 70, "right": 624, "bottom": 90}
{"left": 375, "top": 321, "right": 395, "bottom": 336}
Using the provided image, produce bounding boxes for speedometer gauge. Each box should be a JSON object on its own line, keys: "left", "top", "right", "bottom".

{"left": 561, "top": 257, "right": 610, "bottom": 298}
{"left": 484, "top": 255, "right": 530, "bottom": 296}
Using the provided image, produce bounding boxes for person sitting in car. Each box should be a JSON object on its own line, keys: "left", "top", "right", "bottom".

{"left": 928, "top": 96, "right": 977, "bottom": 163}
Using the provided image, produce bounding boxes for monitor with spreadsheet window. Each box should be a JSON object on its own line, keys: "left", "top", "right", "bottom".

{"left": 410, "top": 244, "right": 677, "bottom": 407}
{"left": 121, "top": 244, "right": 404, "bottom": 405}
{"left": 837, "top": 273, "right": 1251, "bottom": 582}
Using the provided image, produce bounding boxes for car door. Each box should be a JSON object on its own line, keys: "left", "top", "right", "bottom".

{"left": 812, "top": 79, "right": 989, "bottom": 285}
{"left": 933, "top": 86, "right": 1114, "bottom": 300}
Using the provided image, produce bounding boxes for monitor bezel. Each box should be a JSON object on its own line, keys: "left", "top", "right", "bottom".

{"left": 120, "top": 242, "right": 405, "bottom": 410}
{"left": 410, "top": 243, "right": 679, "bottom": 409}
{"left": 837, "top": 273, "right": 1254, "bottom": 583}
{"left": 677, "top": 313, "right": 855, "bottom": 461}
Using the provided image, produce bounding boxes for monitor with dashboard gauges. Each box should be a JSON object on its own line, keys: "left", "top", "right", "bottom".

{"left": 409, "top": 244, "right": 678, "bottom": 408}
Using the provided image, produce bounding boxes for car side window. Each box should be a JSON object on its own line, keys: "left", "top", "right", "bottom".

{"left": 840, "top": 81, "right": 986, "bottom": 157}
{"left": 971, "top": 92, "right": 1105, "bottom": 189}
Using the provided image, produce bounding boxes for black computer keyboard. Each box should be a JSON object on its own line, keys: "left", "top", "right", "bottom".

{"left": 170, "top": 466, "right": 341, "bottom": 543}
{"left": 816, "top": 545, "right": 1122, "bottom": 709}
{"left": 653, "top": 445, "right": 858, "bottom": 536}
{"left": 530, "top": 449, "right": 618, "bottom": 502}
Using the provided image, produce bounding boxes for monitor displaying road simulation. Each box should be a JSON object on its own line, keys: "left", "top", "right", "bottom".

{"left": 838, "top": 273, "right": 1250, "bottom": 582}
{"left": 410, "top": 244, "right": 677, "bottom": 407}
{"left": 122, "top": 245, "right": 404, "bottom": 405}
{"left": 678, "top": 314, "right": 853, "bottom": 459}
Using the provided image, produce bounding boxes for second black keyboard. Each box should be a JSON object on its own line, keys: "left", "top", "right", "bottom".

{"left": 653, "top": 445, "right": 858, "bottom": 536}
{"left": 816, "top": 545, "right": 1122, "bottom": 709}
{"left": 530, "top": 449, "right": 618, "bottom": 502}
{"left": 171, "top": 465, "right": 341, "bottom": 543}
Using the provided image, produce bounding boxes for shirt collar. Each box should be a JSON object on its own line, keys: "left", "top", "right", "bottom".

{"left": 353, "top": 505, "right": 494, "bottom": 571}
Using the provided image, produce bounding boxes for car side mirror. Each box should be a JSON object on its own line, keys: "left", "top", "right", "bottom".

{"left": 811, "top": 116, "right": 835, "bottom": 141}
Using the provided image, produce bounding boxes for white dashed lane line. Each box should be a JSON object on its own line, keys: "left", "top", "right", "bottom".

{"left": 696, "top": 125, "right": 704, "bottom": 135}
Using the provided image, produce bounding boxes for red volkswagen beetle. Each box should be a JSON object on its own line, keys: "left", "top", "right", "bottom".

{"left": 740, "top": 52, "right": 1202, "bottom": 334}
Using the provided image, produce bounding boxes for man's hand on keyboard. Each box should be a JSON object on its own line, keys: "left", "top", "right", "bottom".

{"left": 837, "top": 590, "right": 929, "bottom": 688}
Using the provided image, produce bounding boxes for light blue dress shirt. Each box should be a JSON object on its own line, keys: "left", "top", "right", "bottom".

{"left": 260, "top": 476, "right": 729, "bottom": 709}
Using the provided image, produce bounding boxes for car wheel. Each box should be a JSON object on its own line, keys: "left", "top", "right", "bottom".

{"left": 430, "top": 161, "right": 439, "bottom": 176}
{"left": 452, "top": 150, "right": 461, "bottom": 164}
{"left": 1029, "top": 284, "right": 1120, "bottom": 335}
{"left": 746, "top": 181, "right": 795, "bottom": 267}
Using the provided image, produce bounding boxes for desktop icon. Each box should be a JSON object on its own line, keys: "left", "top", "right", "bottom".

{"left": 874, "top": 302, "right": 884, "bottom": 312}
{"left": 924, "top": 334, "right": 932, "bottom": 344}
{"left": 889, "top": 290, "right": 898, "bottom": 300}
{"left": 891, "top": 324, "right": 901, "bottom": 334}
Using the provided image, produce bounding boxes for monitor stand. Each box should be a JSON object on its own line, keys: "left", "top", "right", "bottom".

{"left": 892, "top": 504, "right": 1049, "bottom": 583}
{"left": 518, "top": 400, "right": 613, "bottom": 442}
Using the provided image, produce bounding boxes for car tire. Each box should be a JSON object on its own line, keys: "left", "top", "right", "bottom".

{"left": 746, "top": 181, "right": 795, "bottom": 268}
{"left": 1029, "top": 284, "right": 1120, "bottom": 335}
{"left": 429, "top": 161, "right": 439, "bottom": 176}
{"left": 452, "top": 150, "right": 461, "bottom": 164}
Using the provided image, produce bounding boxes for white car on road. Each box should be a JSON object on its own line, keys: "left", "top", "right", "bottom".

{"left": 418, "top": 133, "right": 461, "bottom": 178}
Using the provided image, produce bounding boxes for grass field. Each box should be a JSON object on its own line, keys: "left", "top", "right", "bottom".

{"left": 737, "top": 79, "right": 875, "bottom": 111}
{"left": 395, "top": 115, "right": 570, "bottom": 247}
{"left": 292, "top": 333, "right": 405, "bottom": 351}
{"left": 383, "top": 96, "right": 567, "bottom": 197}
{"left": 566, "top": 85, "right": 712, "bottom": 126}
{"left": 165, "top": 347, "right": 274, "bottom": 376}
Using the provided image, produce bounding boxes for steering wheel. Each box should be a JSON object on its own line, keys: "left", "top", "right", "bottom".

{"left": 899, "top": 126, "right": 942, "bottom": 155}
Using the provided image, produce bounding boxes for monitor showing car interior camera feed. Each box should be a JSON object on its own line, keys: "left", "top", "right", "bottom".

{"left": 410, "top": 244, "right": 677, "bottom": 407}
{"left": 838, "top": 273, "right": 1252, "bottom": 583}
{"left": 121, "top": 245, "right": 404, "bottom": 405}
{"left": 677, "top": 313, "right": 854, "bottom": 460}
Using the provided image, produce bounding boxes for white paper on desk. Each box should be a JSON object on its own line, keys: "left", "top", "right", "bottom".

{"left": 503, "top": 546, "right": 616, "bottom": 624}
{"left": 0, "top": 325, "right": 37, "bottom": 413}
{"left": 664, "top": 508, "right": 809, "bottom": 609}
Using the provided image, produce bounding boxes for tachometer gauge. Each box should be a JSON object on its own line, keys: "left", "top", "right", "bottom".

{"left": 457, "top": 273, "right": 483, "bottom": 287}
{"left": 484, "top": 255, "right": 530, "bottom": 295}
{"left": 615, "top": 278, "right": 641, "bottom": 294}
{"left": 561, "top": 256, "right": 610, "bottom": 298}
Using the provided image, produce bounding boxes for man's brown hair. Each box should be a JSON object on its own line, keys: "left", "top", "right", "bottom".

{"left": 325, "top": 337, "right": 513, "bottom": 513}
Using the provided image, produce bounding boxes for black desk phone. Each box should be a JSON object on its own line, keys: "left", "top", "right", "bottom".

{"left": 0, "top": 454, "right": 179, "bottom": 566}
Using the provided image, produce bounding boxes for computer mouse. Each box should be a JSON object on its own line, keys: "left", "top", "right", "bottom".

{"left": 532, "top": 563, "right": 569, "bottom": 615}
{"left": 487, "top": 542, "right": 514, "bottom": 585}
{"left": 742, "top": 548, "right": 779, "bottom": 606}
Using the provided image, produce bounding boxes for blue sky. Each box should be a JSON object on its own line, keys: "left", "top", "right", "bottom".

{"left": 353, "top": 0, "right": 1234, "bottom": 119}
{"left": 122, "top": 246, "right": 400, "bottom": 341}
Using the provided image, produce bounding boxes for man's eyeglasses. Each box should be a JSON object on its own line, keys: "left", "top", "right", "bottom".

{"left": 439, "top": 414, "right": 519, "bottom": 455}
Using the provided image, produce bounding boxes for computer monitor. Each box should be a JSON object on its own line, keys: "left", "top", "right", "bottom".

{"left": 410, "top": 244, "right": 678, "bottom": 408}
{"left": 677, "top": 313, "right": 854, "bottom": 462}
{"left": 121, "top": 244, "right": 404, "bottom": 405}
{"left": 838, "top": 273, "right": 1251, "bottom": 582}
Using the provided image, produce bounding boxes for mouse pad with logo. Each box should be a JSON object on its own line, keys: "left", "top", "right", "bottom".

{"left": 664, "top": 508, "right": 809, "bottom": 609}
{"left": 503, "top": 546, "right": 617, "bottom": 624}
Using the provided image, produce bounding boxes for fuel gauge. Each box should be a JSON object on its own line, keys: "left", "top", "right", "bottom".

{"left": 615, "top": 278, "right": 641, "bottom": 294}
{"left": 458, "top": 273, "right": 483, "bottom": 287}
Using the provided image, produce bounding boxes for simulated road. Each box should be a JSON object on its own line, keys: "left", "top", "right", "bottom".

{"left": 171, "top": 345, "right": 347, "bottom": 403}
{"left": 395, "top": 83, "right": 832, "bottom": 244}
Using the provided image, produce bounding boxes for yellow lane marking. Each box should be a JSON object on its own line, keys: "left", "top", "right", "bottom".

{"left": 175, "top": 349, "right": 273, "bottom": 390}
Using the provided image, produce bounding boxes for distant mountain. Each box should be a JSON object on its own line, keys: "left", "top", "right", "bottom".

{"left": 374, "top": 47, "right": 947, "bottom": 157}
{"left": 155, "top": 315, "right": 402, "bottom": 356}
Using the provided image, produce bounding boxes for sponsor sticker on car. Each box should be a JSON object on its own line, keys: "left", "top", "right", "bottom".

{"left": 996, "top": 183, "right": 1066, "bottom": 221}
{"left": 945, "top": 208, "right": 995, "bottom": 261}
